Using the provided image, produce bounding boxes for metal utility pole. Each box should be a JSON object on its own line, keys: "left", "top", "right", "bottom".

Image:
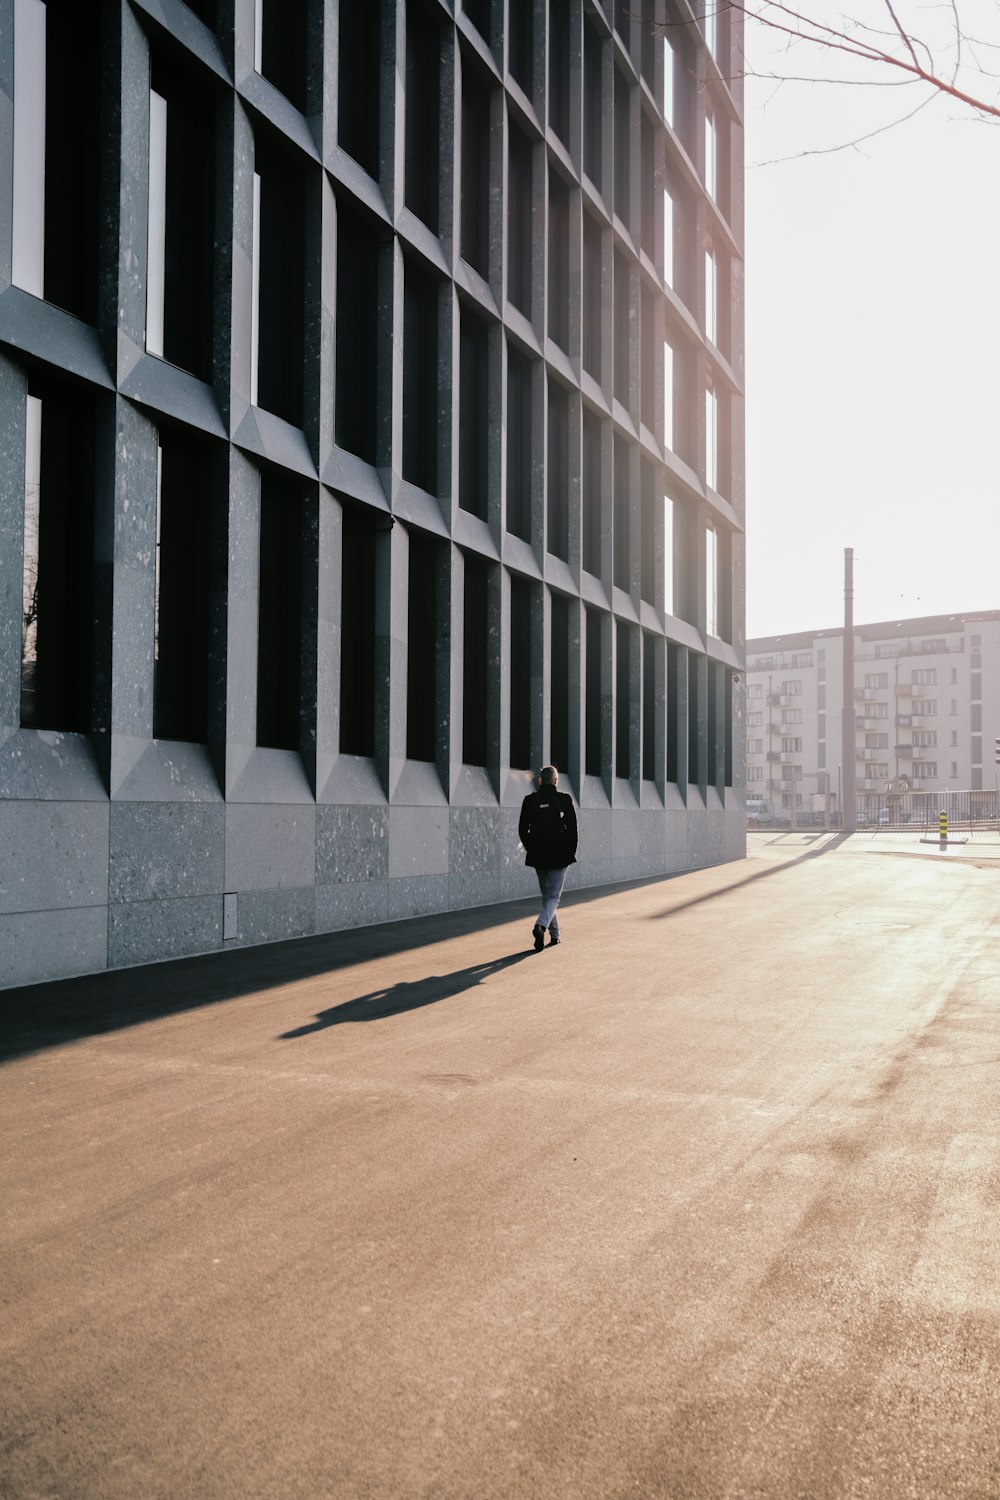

{"left": 842, "top": 548, "right": 857, "bottom": 832}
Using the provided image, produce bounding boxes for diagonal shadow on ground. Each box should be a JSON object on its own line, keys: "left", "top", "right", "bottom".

{"left": 278, "top": 952, "right": 533, "bottom": 1037}
{"left": 649, "top": 832, "right": 852, "bottom": 921}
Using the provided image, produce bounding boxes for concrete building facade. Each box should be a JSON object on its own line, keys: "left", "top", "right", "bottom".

{"left": 0, "top": 0, "right": 745, "bottom": 989}
{"left": 745, "top": 611, "right": 1000, "bottom": 822}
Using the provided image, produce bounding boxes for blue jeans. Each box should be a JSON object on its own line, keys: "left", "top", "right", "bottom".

{"left": 534, "top": 867, "right": 567, "bottom": 937}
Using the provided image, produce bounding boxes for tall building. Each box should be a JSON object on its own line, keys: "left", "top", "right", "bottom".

{"left": 745, "top": 611, "right": 1000, "bottom": 821}
{"left": 0, "top": 0, "right": 745, "bottom": 989}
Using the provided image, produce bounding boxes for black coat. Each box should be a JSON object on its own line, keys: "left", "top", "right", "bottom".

{"left": 518, "top": 788, "right": 578, "bottom": 870}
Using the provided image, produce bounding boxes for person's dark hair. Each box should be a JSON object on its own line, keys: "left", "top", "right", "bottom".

{"left": 539, "top": 765, "right": 558, "bottom": 784}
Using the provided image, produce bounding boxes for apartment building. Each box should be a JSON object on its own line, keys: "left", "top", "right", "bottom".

{"left": 745, "top": 612, "right": 1000, "bottom": 820}
{"left": 1, "top": 0, "right": 745, "bottom": 987}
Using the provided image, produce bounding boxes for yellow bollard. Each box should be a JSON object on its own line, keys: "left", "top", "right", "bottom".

{"left": 939, "top": 810, "right": 948, "bottom": 844}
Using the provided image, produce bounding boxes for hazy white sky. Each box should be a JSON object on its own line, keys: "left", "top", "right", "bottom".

{"left": 743, "top": 3, "right": 1000, "bottom": 639}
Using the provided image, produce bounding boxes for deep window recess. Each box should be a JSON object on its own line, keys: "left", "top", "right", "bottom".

{"left": 181, "top": 0, "right": 217, "bottom": 27}
{"left": 19, "top": 381, "right": 95, "bottom": 732}
{"left": 405, "top": 2, "right": 440, "bottom": 232}
{"left": 613, "top": 252, "right": 630, "bottom": 407}
{"left": 663, "top": 493, "right": 675, "bottom": 614}
{"left": 666, "top": 641, "right": 681, "bottom": 783}
{"left": 688, "top": 653, "right": 701, "bottom": 785}
{"left": 640, "top": 112, "right": 655, "bottom": 255}
{"left": 336, "top": 200, "right": 379, "bottom": 465}
{"left": 613, "top": 68, "right": 630, "bottom": 225}
{"left": 707, "top": 659, "right": 718, "bottom": 784}
{"left": 583, "top": 22, "right": 603, "bottom": 188}
{"left": 464, "top": 0, "right": 491, "bottom": 42}
{"left": 547, "top": 172, "right": 570, "bottom": 351}
{"left": 613, "top": 434, "right": 630, "bottom": 592}
{"left": 616, "top": 620, "right": 631, "bottom": 779}
{"left": 338, "top": 1, "right": 380, "bottom": 176}
{"left": 256, "top": 472, "right": 303, "bottom": 752}
{"left": 403, "top": 256, "right": 439, "bottom": 493}
{"left": 147, "top": 49, "right": 216, "bottom": 382}
{"left": 509, "top": 1, "right": 533, "bottom": 94}
{"left": 509, "top": 577, "right": 533, "bottom": 770}
{"left": 640, "top": 462, "right": 655, "bottom": 603}
{"left": 256, "top": 0, "right": 308, "bottom": 113}
{"left": 640, "top": 282, "right": 656, "bottom": 430}
{"left": 153, "top": 432, "right": 214, "bottom": 743}
{"left": 459, "top": 306, "right": 490, "bottom": 519}
{"left": 506, "top": 343, "right": 532, "bottom": 542}
{"left": 546, "top": 379, "right": 569, "bottom": 561}
{"left": 548, "top": 0, "right": 570, "bottom": 145}
{"left": 582, "top": 411, "right": 601, "bottom": 577}
{"left": 550, "top": 592, "right": 570, "bottom": 772}
{"left": 406, "top": 529, "right": 438, "bottom": 763}
{"left": 253, "top": 131, "right": 307, "bottom": 427}
{"left": 339, "top": 505, "right": 377, "bottom": 756}
{"left": 461, "top": 57, "right": 491, "bottom": 278}
{"left": 12, "top": 0, "right": 101, "bottom": 323}
{"left": 462, "top": 554, "right": 489, "bottom": 767}
{"left": 585, "top": 608, "right": 603, "bottom": 777}
{"left": 582, "top": 214, "right": 602, "bottom": 379}
{"left": 642, "top": 632, "right": 656, "bottom": 780}
{"left": 507, "top": 123, "right": 533, "bottom": 317}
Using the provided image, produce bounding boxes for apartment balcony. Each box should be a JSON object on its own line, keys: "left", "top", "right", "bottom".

{"left": 859, "top": 777, "right": 887, "bottom": 790}
{"left": 860, "top": 748, "right": 888, "bottom": 761}
{"left": 896, "top": 714, "right": 911, "bottom": 727}
{"left": 895, "top": 681, "right": 914, "bottom": 696}
{"left": 854, "top": 687, "right": 886, "bottom": 701}
{"left": 856, "top": 717, "right": 887, "bottom": 732}
{"left": 894, "top": 743, "right": 913, "bottom": 756}
{"left": 766, "top": 751, "right": 781, "bottom": 761}
{"left": 779, "top": 751, "right": 800, "bottom": 763}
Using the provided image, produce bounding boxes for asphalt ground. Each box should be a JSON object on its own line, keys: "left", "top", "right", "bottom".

{"left": 3, "top": 832, "right": 1000, "bottom": 1499}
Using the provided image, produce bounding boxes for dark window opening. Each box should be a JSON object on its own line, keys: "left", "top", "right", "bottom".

{"left": 461, "top": 57, "right": 491, "bottom": 277}
{"left": 583, "top": 23, "right": 603, "bottom": 188}
{"left": 459, "top": 307, "right": 490, "bottom": 518}
{"left": 640, "top": 282, "right": 656, "bottom": 431}
{"left": 405, "top": 2, "right": 440, "bottom": 231}
{"left": 688, "top": 653, "right": 701, "bottom": 786}
{"left": 259, "top": 0, "right": 308, "bottom": 113}
{"left": 255, "top": 130, "right": 307, "bottom": 427}
{"left": 582, "top": 411, "right": 601, "bottom": 578}
{"left": 616, "top": 620, "right": 631, "bottom": 779}
{"left": 339, "top": 504, "right": 377, "bottom": 756}
{"left": 550, "top": 593, "right": 570, "bottom": 772}
{"left": 336, "top": 199, "right": 379, "bottom": 464}
{"left": 509, "top": 0, "right": 533, "bottom": 93}
{"left": 666, "top": 641, "right": 681, "bottom": 784}
{"left": 582, "top": 214, "right": 602, "bottom": 378}
{"left": 724, "top": 667, "right": 733, "bottom": 787}
{"left": 613, "top": 251, "right": 630, "bottom": 406}
{"left": 153, "top": 431, "right": 215, "bottom": 743}
{"left": 403, "top": 256, "right": 439, "bottom": 493}
{"left": 613, "top": 434, "right": 630, "bottom": 591}
{"left": 507, "top": 123, "right": 533, "bottom": 316}
{"left": 547, "top": 172, "right": 570, "bottom": 351}
{"left": 464, "top": 0, "right": 491, "bottom": 42}
{"left": 257, "top": 472, "right": 304, "bottom": 752}
{"left": 149, "top": 48, "right": 216, "bottom": 383}
{"left": 462, "top": 554, "right": 489, "bottom": 767}
{"left": 613, "top": 68, "right": 630, "bottom": 225}
{"left": 181, "top": 0, "right": 217, "bottom": 27}
{"left": 707, "top": 659, "right": 718, "bottom": 785}
{"left": 547, "top": 380, "right": 569, "bottom": 561}
{"left": 640, "top": 112, "right": 655, "bottom": 255}
{"left": 548, "top": 0, "right": 571, "bottom": 144}
{"left": 509, "top": 576, "right": 533, "bottom": 770}
{"left": 585, "top": 607, "right": 603, "bottom": 777}
{"left": 640, "top": 461, "right": 655, "bottom": 603}
{"left": 642, "top": 632, "right": 656, "bottom": 780}
{"left": 19, "top": 381, "right": 95, "bottom": 733}
{"left": 506, "top": 344, "right": 532, "bottom": 542}
{"left": 406, "top": 529, "right": 438, "bottom": 762}
{"left": 338, "top": 1, "right": 380, "bottom": 176}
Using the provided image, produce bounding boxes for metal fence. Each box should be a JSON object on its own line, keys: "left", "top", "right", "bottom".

{"left": 748, "top": 789, "right": 1000, "bottom": 833}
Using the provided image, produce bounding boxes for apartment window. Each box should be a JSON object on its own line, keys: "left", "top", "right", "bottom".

{"left": 153, "top": 433, "right": 214, "bottom": 743}
{"left": 550, "top": 593, "right": 570, "bottom": 772}
{"left": 875, "top": 644, "right": 896, "bottom": 658}
{"left": 951, "top": 699, "right": 958, "bottom": 715}
{"left": 642, "top": 632, "right": 656, "bottom": 781}
{"left": 547, "top": 380, "right": 569, "bottom": 560}
{"left": 663, "top": 494, "right": 675, "bottom": 615}
{"left": 461, "top": 56, "right": 491, "bottom": 278}
{"left": 705, "top": 112, "right": 716, "bottom": 199}
{"left": 508, "top": 123, "right": 533, "bottom": 317}
{"left": 582, "top": 411, "right": 602, "bottom": 577}
{"left": 19, "top": 382, "right": 95, "bottom": 732}
{"left": 913, "top": 762, "right": 938, "bottom": 779}
{"left": 509, "top": 577, "right": 533, "bottom": 770}
{"left": 459, "top": 306, "right": 490, "bottom": 519}
{"left": 506, "top": 344, "right": 532, "bottom": 542}
{"left": 950, "top": 761, "right": 959, "bottom": 779}
{"left": 748, "top": 711, "right": 763, "bottom": 727}
{"left": 335, "top": 200, "right": 379, "bottom": 464}
{"left": 865, "top": 733, "right": 889, "bottom": 749}
{"left": 705, "top": 383, "right": 719, "bottom": 491}
{"left": 781, "top": 680, "right": 801, "bottom": 695}
{"left": 951, "top": 666, "right": 960, "bottom": 685}
{"left": 12, "top": 0, "right": 101, "bottom": 323}
{"left": 912, "top": 700, "right": 937, "bottom": 717}
{"left": 747, "top": 683, "right": 762, "bottom": 700}
{"left": 509, "top": 0, "right": 533, "bottom": 95}
{"left": 583, "top": 22, "right": 603, "bottom": 188}
{"left": 613, "top": 436, "right": 630, "bottom": 592}
{"left": 548, "top": 172, "right": 570, "bottom": 351}
{"left": 865, "top": 672, "right": 888, "bottom": 688}
{"left": 782, "top": 709, "right": 802, "bottom": 724}
{"left": 338, "top": 1, "right": 380, "bottom": 176}
{"left": 462, "top": 554, "right": 489, "bottom": 766}
{"left": 585, "top": 608, "right": 603, "bottom": 776}
{"left": 703, "top": 1, "right": 717, "bottom": 56}
{"left": 403, "top": 256, "right": 440, "bottom": 494}
{"left": 663, "top": 185, "right": 674, "bottom": 285}
{"left": 257, "top": 473, "right": 304, "bottom": 752}
{"left": 704, "top": 242, "right": 717, "bottom": 346}
{"left": 339, "top": 505, "right": 377, "bottom": 756}
{"left": 950, "top": 730, "right": 959, "bottom": 746}
{"left": 867, "top": 763, "right": 888, "bottom": 779}
{"left": 912, "top": 668, "right": 937, "bottom": 685}
{"left": 782, "top": 737, "right": 802, "bottom": 753}
{"left": 255, "top": 0, "right": 308, "bottom": 112}
{"left": 791, "top": 653, "right": 812, "bottom": 667}
{"left": 548, "top": 0, "right": 571, "bottom": 145}
{"left": 921, "top": 638, "right": 946, "bottom": 653}
{"left": 913, "top": 730, "right": 937, "bottom": 747}
{"left": 747, "top": 739, "right": 763, "bottom": 755}
{"left": 662, "top": 35, "right": 674, "bottom": 125}
{"left": 747, "top": 765, "right": 764, "bottom": 782}
{"left": 706, "top": 525, "right": 718, "bottom": 637}
{"left": 864, "top": 703, "right": 889, "bottom": 719}
{"left": 252, "top": 131, "right": 307, "bottom": 427}
{"left": 406, "top": 530, "right": 439, "bottom": 763}
{"left": 405, "top": 2, "right": 441, "bottom": 232}
{"left": 616, "top": 621, "right": 632, "bottom": 779}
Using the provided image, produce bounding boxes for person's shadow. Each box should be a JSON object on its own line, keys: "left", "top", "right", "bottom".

{"left": 278, "top": 951, "right": 533, "bottom": 1038}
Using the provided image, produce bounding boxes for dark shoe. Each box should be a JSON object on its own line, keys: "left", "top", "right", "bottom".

{"left": 549, "top": 935, "right": 560, "bottom": 946}
{"left": 532, "top": 925, "right": 545, "bottom": 951}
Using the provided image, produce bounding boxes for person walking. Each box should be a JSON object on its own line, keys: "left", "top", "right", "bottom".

{"left": 518, "top": 765, "right": 578, "bottom": 950}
